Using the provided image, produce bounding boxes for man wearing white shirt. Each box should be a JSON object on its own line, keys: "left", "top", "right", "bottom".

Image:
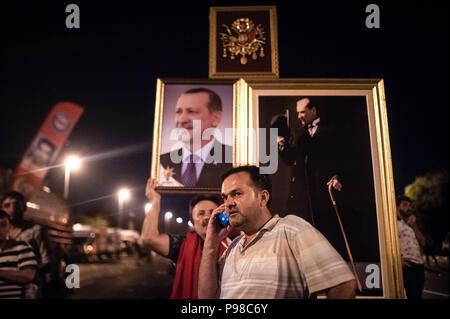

{"left": 396, "top": 195, "right": 426, "bottom": 299}
{"left": 160, "top": 88, "right": 232, "bottom": 188}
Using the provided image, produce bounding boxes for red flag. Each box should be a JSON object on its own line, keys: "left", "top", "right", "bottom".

{"left": 9, "top": 102, "right": 84, "bottom": 200}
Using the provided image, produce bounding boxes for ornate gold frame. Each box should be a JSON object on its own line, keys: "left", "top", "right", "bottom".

{"left": 150, "top": 78, "right": 240, "bottom": 194}
{"left": 236, "top": 78, "right": 404, "bottom": 299}
{"left": 209, "top": 6, "right": 279, "bottom": 79}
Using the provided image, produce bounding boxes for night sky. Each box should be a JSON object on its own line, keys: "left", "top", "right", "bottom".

{"left": 0, "top": 1, "right": 448, "bottom": 227}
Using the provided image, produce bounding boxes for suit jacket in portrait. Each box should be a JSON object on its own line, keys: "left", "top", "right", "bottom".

{"left": 159, "top": 139, "right": 233, "bottom": 188}
{"left": 279, "top": 120, "right": 347, "bottom": 258}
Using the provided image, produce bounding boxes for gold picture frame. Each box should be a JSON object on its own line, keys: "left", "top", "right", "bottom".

{"left": 209, "top": 6, "right": 279, "bottom": 79}
{"left": 235, "top": 78, "right": 404, "bottom": 299}
{"left": 150, "top": 78, "right": 242, "bottom": 194}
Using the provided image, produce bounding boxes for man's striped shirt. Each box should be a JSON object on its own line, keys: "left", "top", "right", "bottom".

{"left": 0, "top": 240, "right": 37, "bottom": 299}
{"left": 218, "top": 214, "right": 355, "bottom": 298}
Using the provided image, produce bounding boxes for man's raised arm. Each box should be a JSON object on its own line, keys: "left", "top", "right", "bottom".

{"left": 140, "top": 178, "right": 170, "bottom": 257}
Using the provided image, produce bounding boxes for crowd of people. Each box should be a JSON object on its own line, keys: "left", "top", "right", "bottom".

{"left": 0, "top": 191, "right": 67, "bottom": 299}
{"left": 0, "top": 90, "right": 433, "bottom": 299}
{"left": 140, "top": 92, "right": 432, "bottom": 299}
{"left": 0, "top": 173, "right": 432, "bottom": 300}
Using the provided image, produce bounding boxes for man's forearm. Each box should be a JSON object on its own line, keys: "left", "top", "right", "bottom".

{"left": 412, "top": 225, "right": 426, "bottom": 247}
{"left": 141, "top": 202, "right": 161, "bottom": 243}
{"left": 326, "top": 279, "right": 356, "bottom": 299}
{"left": 140, "top": 201, "right": 171, "bottom": 257}
{"left": 198, "top": 246, "right": 221, "bottom": 299}
{"left": 0, "top": 269, "right": 36, "bottom": 284}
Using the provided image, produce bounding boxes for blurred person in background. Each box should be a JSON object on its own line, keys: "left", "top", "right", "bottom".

{"left": 141, "top": 178, "right": 231, "bottom": 298}
{"left": 0, "top": 209, "right": 37, "bottom": 299}
{"left": 396, "top": 195, "right": 426, "bottom": 299}
{"left": 1, "top": 191, "right": 65, "bottom": 298}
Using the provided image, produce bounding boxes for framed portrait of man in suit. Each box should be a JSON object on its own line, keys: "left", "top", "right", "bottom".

{"left": 236, "top": 78, "right": 404, "bottom": 298}
{"left": 151, "top": 79, "right": 240, "bottom": 194}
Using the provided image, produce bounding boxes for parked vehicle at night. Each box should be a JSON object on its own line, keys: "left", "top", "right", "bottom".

{"left": 119, "top": 229, "right": 140, "bottom": 256}
{"left": 96, "top": 227, "right": 122, "bottom": 260}
{"left": 71, "top": 223, "right": 97, "bottom": 263}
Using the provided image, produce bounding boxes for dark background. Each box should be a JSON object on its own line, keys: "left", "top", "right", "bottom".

{"left": 0, "top": 1, "right": 448, "bottom": 228}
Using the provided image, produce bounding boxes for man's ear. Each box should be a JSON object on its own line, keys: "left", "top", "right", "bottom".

{"left": 212, "top": 111, "right": 222, "bottom": 127}
{"left": 260, "top": 190, "right": 270, "bottom": 208}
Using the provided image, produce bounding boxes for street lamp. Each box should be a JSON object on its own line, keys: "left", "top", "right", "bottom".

{"left": 164, "top": 211, "right": 173, "bottom": 232}
{"left": 118, "top": 188, "right": 130, "bottom": 229}
{"left": 64, "top": 156, "right": 80, "bottom": 199}
{"left": 164, "top": 211, "right": 173, "bottom": 220}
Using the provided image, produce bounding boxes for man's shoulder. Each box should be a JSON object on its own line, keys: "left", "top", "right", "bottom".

{"left": 160, "top": 149, "right": 182, "bottom": 165}
{"left": 210, "top": 140, "right": 232, "bottom": 153}
{"left": 220, "top": 142, "right": 232, "bottom": 151}
{"left": 21, "top": 222, "right": 44, "bottom": 236}
{"left": 2, "top": 239, "right": 33, "bottom": 252}
{"left": 168, "top": 233, "right": 187, "bottom": 249}
{"left": 275, "top": 214, "right": 315, "bottom": 233}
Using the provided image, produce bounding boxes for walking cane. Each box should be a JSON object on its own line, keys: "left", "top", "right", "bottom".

{"left": 328, "top": 182, "right": 363, "bottom": 292}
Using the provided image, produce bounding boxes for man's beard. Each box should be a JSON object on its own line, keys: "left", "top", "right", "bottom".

{"left": 400, "top": 209, "right": 411, "bottom": 219}
{"left": 228, "top": 211, "right": 244, "bottom": 228}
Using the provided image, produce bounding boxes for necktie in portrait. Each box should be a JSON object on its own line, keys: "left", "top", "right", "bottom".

{"left": 181, "top": 154, "right": 199, "bottom": 186}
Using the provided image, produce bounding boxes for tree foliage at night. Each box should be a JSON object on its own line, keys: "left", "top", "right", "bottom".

{"left": 72, "top": 202, "right": 111, "bottom": 228}
{"left": 404, "top": 169, "right": 448, "bottom": 252}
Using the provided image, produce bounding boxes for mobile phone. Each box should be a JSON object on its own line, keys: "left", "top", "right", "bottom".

{"left": 214, "top": 210, "right": 229, "bottom": 228}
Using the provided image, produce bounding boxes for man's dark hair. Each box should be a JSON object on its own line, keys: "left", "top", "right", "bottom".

{"left": 37, "top": 137, "right": 56, "bottom": 153}
{"left": 189, "top": 195, "right": 220, "bottom": 219}
{"left": 184, "top": 88, "right": 223, "bottom": 113}
{"left": 396, "top": 195, "right": 412, "bottom": 206}
{"left": 297, "top": 96, "right": 321, "bottom": 117}
{"left": 0, "top": 210, "right": 11, "bottom": 221}
{"left": 1, "top": 191, "right": 27, "bottom": 224}
{"left": 221, "top": 166, "right": 272, "bottom": 209}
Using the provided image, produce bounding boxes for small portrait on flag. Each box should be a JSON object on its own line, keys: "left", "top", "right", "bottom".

{"left": 22, "top": 136, "right": 58, "bottom": 176}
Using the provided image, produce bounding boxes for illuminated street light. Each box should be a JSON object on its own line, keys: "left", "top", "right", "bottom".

{"left": 188, "top": 221, "right": 193, "bottom": 228}
{"left": 165, "top": 211, "right": 173, "bottom": 220}
{"left": 66, "top": 156, "right": 81, "bottom": 170}
{"left": 118, "top": 188, "right": 131, "bottom": 228}
{"left": 145, "top": 203, "right": 152, "bottom": 214}
{"left": 64, "top": 155, "right": 81, "bottom": 199}
{"left": 164, "top": 211, "right": 173, "bottom": 233}
{"left": 176, "top": 217, "right": 183, "bottom": 224}
{"left": 118, "top": 188, "right": 130, "bottom": 201}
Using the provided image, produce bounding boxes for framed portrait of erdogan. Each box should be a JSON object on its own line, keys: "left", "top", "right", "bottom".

{"left": 150, "top": 78, "right": 244, "bottom": 194}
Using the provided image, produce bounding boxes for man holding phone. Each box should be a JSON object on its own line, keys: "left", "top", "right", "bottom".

{"left": 198, "top": 166, "right": 356, "bottom": 299}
